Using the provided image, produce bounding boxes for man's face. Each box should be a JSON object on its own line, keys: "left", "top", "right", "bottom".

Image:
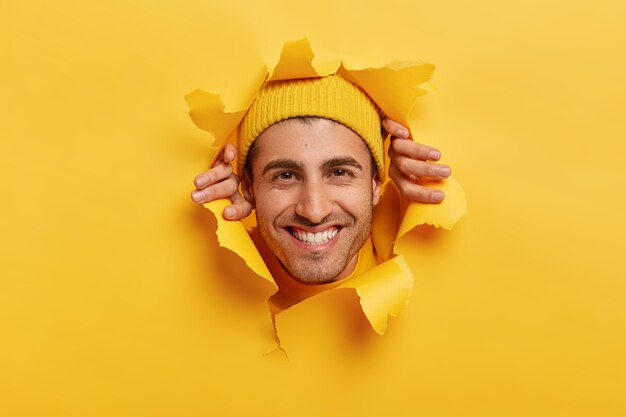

{"left": 242, "top": 118, "right": 382, "bottom": 284}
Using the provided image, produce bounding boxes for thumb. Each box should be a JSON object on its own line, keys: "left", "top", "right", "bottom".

{"left": 223, "top": 191, "right": 253, "bottom": 220}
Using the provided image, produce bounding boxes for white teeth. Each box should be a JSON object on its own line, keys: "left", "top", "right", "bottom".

{"left": 291, "top": 228, "right": 339, "bottom": 245}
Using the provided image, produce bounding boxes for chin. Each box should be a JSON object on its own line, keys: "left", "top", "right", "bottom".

{"left": 291, "top": 273, "right": 336, "bottom": 285}
{"left": 284, "top": 260, "right": 348, "bottom": 285}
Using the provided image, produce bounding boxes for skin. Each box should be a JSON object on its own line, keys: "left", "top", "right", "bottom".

{"left": 191, "top": 118, "right": 452, "bottom": 219}
{"left": 240, "top": 118, "right": 381, "bottom": 284}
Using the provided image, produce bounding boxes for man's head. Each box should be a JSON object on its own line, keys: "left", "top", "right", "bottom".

{"left": 237, "top": 74, "right": 385, "bottom": 181}
{"left": 237, "top": 74, "right": 384, "bottom": 284}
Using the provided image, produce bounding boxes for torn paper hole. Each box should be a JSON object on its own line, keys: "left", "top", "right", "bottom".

{"left": 188, "top": 38, "right": 467, "bottom": 349}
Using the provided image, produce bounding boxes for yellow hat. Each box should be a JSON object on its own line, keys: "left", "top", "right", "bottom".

{"left": 237, "top": 73, "right": 385, "bottom": 180}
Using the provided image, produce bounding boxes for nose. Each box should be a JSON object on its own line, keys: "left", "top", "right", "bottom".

{"left": 295, "top": 180, "right": 333, "bottom": 224}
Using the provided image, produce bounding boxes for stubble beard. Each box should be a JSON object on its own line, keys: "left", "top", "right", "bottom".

{"left": 257, "top": 208, "right": 373, "bottom": 284}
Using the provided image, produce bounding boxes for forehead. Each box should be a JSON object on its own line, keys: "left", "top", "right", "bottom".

{"left": 248, "top": 118, "right": 371, "bottom": 172}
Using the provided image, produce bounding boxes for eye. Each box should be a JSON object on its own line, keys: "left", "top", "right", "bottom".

{"left": 274, "top": 171, "right": 296, "bottom": 181}
{"left": 331, "top": 169, "right": 350, "bottom": 177}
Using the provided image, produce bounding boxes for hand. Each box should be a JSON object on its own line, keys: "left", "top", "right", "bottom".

{"left": 190, "top": 143, "right": 253, "bottom": 220}
{"left": 383, "top": 118, "right": 451, "bottom": 204}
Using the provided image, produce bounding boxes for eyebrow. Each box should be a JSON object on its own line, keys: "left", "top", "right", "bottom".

{"left": 261, "top": 159, "right": 304, "bottom": 176}
{"left": 321, "top": 156, "right": 363, "bottom": 172}
{"left": 261, "top": 156, "right": 364, "bottom": 177}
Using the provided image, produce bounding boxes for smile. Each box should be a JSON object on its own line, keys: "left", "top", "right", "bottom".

{"left": 289, "top": 226, "right": 340, "bottom": 246}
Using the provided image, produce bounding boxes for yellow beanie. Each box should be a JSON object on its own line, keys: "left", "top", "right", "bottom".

{"left": 237, "top": 73, "right": 385, "bottom": 180}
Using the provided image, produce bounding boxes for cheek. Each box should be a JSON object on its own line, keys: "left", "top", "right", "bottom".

{"left": 253, "top": 189, "right": 293, "bottom": 226}
{"left": 334, "top": 187, "right": 374, "bottom": 217}
{"left": 254, "top": 202, "right": 276, "bottom": 226}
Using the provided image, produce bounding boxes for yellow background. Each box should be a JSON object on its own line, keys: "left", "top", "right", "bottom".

{"left": 2, "top": 0, "right": 625, "bottom": 416}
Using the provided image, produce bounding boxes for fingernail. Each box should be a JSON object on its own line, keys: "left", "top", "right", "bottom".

{"left": 191, "top": 190, "right": 203, "bottom": 202}
{"left": 195, "top": 176, "right": 208, "bottom": 188}
{"left": 223, "top": 206, "right": 235, "bottom": 218}
{"left": 438, "top": 166, "right": 451, "bottom": 178}
{"left": 428, "top": 150, "right": 441, "bottom": 160}
{"left": 396, "top": 127, "right": 409, "bottom": 138}
{"left": 431, "top": 190, "right": 445, "bottom": 202}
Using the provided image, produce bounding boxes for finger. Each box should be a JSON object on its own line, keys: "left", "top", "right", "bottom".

{"left": 382, "top": 118, "right": 410, "bottom": 139}
{"left": 194, "top": 161, "right": 233, "bottom": 189}
{"left": 222, "top": 143, "right": 237, "bottom": 164}
{"left": 223, "top": 193, "right": 253, "bottom": 220}
{"left": 392, "top": 154, "right": 451, "bottom": 179}
{"left": 211, "top": 146, "right": 226, "bottom": 168}
{"left": 402, "top": 183, "right": 446, "bottom": 203}
{"left": 191, "top": 174, "right": 239, "bottom": 203}
{"left": 390, "top": 137, "right": 441, "bottom": 161}
{"left": 389, "top": 165, "right": 446, "bottom": 203}
{"left": 210, "top": 143, "right": 237, "bottom": 168}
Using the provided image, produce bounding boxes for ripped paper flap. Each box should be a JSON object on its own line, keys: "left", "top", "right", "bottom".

{"left": 189, "top": 38, "right": 466, "bottom": 341}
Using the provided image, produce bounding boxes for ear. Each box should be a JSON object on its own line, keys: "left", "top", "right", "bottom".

{"left": 241, "top": 171, "right": 256, "bottom": 208}
{"left": 371, "top": 174, "right": 382, "bottom": 206}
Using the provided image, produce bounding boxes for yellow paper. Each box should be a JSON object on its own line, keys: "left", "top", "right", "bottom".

{"left": 339, "top": 255, "right": 413, "bottom": 334}
{"left": 185, "top": 90, "right": 247, "bottom": 147}
{"left": 371, "top": 182, "right": 402, "bottom": 263}
{"left": 268, "top": 38, "right": 336, "bottom": 80}
{"left": 398, "top": 176, "right": 467, "bottom": 236}
{"left": 6, "top": 1, "right": 625, "bottom": 415}
{"left": 188, "top": 39, "right": 465, "bottom": 338}
{"left": 204, "top": 199, "right": 277, "bottom": 292}
{"left": 342, "top": 61, "right": 435, "bottom": 126}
